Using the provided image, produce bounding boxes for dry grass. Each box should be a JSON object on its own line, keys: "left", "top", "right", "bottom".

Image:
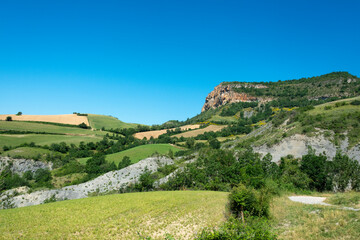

{"left": 0, "top": 114, "right": 89, "bottom": 126}
{"left": 271, "top": 194, "right": 360, "bottom": 239}
{"left": 0, "top": 191, "right": 228, "bottom": 240}
{"left": 134, "top": 124, "right": 200, "bottom": 139}
{"left": 172, "top": 125, "right": 226, "bottom": 138}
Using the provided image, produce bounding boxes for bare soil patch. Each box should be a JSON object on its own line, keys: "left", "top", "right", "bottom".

{"left": 0, "top": 114, "right": 89, "bottom": 126}
{"left": 134, "top": 124, "right": 200, "bottom": 139}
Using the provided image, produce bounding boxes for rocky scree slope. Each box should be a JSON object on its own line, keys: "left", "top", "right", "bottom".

{"left": 0, "top": 156, "right": 173, "bottom": 209}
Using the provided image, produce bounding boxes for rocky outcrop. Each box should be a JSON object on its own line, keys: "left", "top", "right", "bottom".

{"left": 253, "top": 134, "right": 360, "bottom": 163}
{"left": 202, "top": 83, "right": 267, "bottom": 112}
{"left": 0, "top": 157, "right": 52, "bottom": 175}
{"left": 1, "top": 156, "right": 174, "bottom": 209}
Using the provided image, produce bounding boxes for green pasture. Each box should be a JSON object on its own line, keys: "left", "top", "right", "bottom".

{"left": 87, "top": 114, "right": 140, "bottom": 130}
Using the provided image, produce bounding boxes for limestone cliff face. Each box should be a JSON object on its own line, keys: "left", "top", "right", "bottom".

{"left": 201, "top": 83, "right": 267, "bottom": 112}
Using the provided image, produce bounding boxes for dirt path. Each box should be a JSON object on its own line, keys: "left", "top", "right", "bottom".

{"left": 288, "top": 196, "right": 360, "bottom": 211}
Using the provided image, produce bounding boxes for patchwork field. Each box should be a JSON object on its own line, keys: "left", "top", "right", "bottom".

{"left": 0, "top": 114, "right": 89, "bottom": 126}
{"left": 87, "top": 114, "right": 140, "bottom": 130}
{"left": 0, "top": 191, "right": 228, "bottom": 240}
{"left": 0, "top": 134, "right": 103, "bottom": 149}
{"left": 172, "top": 125, "right": 226, "bottom": 138}
{"left": 78, "top": 144, "right": 182, "bottom": 165}
{"left": 134, "top": 124, "right": 200, "bottom": 139}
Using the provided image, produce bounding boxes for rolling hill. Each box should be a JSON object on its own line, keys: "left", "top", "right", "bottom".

{"left": 87, "top": 114, "right": 140, "bottom": 130}
{"left": 78, "top": 144, "right": 182, "bottom": 165}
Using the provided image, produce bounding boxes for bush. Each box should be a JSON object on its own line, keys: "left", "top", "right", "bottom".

{"left": 118, "top": 156, "right": 131, "bottom": 169}
{"left": 209, "top": 138, "right": 221, "bottom": 149}
{"left": 350, "top": 100, "right": 360, "bottom": 105}
{"left": 5, "top": 116, "right": 12, "bottom": 121}
{"left": 196, "top": 216, "right": 277, "bottom": 240}
{"left": 229, "top": 184, "right": 271, "bottom": 219}
{"left": 78, "top": 122, "right": 89, "bottom": 129}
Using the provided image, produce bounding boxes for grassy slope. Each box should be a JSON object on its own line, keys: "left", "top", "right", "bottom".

{"left": 0, "top": 120, "right": 109, "bottom": 136}
{"left": 0, "top": 147, "right": 62, "bottom": 160}
{"left": 0, "top": 134, "right": 103, "bottom": 149}
{"left": 78, "top": 144, "right": 182, "bottom": 165}
{"left": 87, "top": 114, "right": 140, "bottom": 130}
{"left": 0, "top": 191, "right": 228, "bottom": 240}
{"left": 272, "top": 193, "right": 360, "bottom": 239}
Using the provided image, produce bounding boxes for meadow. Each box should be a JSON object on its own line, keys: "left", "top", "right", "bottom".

{"left": 0, "top": 120, "right": 108, "bottom": 136}
{"left": 87, "top": 114, "right": 140, "bottom": 130}
{"left": 0, "top": 191, "right": 228, "bottom": 240}
{"left": 272, "top": 193, "right": 360, "bottom": 239}
{"left": 78, "top": 143, "right": 182, "bottom": 165}
{"left": 0, "top": 147, "right": 61, "bottom": 160}
{"left": 0, "top": 134, "right": 103, "bottom": 149}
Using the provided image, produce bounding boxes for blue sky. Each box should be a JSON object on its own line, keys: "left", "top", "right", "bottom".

{"left": 0, "top": 0, "right": 359, "bottom": 125}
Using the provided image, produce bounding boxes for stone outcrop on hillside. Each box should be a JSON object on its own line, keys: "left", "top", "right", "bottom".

{"left": 0, "top": 157, "right": 52, "bottom": 175}
{"left": 253, "top": 134, "right": 360, "bottom": 163}
{"left": 0, "top": 156, "right": 174, "bottom": 209}
{"left": 202, "top": 83, "right": 268, "bottom": 112}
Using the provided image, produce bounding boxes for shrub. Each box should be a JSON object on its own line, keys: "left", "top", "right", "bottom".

{"left": 16, "top": 112, "right": 22, "bottom": 116}
{"left": 5, "top": 116, "right": 12, "bottom": 121}
{"left": 229, "top": 184, "right": 271, "bottom": 219}
{"left": 118, "top": 156, "right": 131, "bottom": 169}
{"left": 196, "top": 216, "right": 276, "bottom": 240}
{"left": 350, "top": 100, "right": 360, "bottom": 105}
{"left": 209, "top": 138, "right": 221, "bottom": 149}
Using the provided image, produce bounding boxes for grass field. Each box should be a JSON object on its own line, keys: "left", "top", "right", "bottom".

{"left": 78, "top": 144, "right": 182, "bottom": 165}
{"left": 209, "top": 115, "right": 237, "bottom": 123}
{"left": 0, "top": 191, "right": 228, "bottom": 240}
{"left": 308, "top": 96, "right": 360, "bottom": 116}
{"left": 0, "top": 114, "right": 89, "bottom": 126}
{"left": 0, "top": 134, "right": 103, "bottom": 149}
{"left": 87, "top": 114, "right": 140, "bottom": 130}
{"left": 172, "top": 125, "right": 226, "bottom": 138}
{"left": 272, "top": 193, "right": 360, "bottom": 239}
{"left": 0, "top": 120, "right": 109, "bottom": 136}
{"left": 0, "top": 147, "right": 62, "bottom": 160}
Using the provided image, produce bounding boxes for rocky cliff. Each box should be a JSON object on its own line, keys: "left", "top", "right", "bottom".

{"left": 201, "top": 83, "right": 267, "bottom": 112}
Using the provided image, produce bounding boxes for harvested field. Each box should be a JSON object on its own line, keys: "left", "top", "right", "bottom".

{"left": 172, "top": 125, "right": 226, "bottom": 138}
{"left": 134, "top": 124, "right": 200, "bottom": 139}
{"left": 0, "top": 114, "right": 89, "bottom": 126}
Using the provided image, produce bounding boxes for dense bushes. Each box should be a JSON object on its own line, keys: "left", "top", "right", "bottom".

{"left": 229, "top": 184, "right": 271, "bottom": 219}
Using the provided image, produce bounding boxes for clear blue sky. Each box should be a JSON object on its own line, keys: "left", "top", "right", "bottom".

{"left": 0, "top": 0, "right": 359, "bottom": 125}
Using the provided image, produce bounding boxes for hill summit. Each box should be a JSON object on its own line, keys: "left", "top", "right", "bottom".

{"left": 202, "top": 72, "right": 359, "bottom": 111}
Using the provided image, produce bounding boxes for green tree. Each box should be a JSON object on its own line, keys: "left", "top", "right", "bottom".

{"left": 185, "top": 138, "right": 195, "bottom": 149}
{"left": 209, "top": 138, "right": 221, "bottom": 149}
{"left": 300, "top": 149, "right": 330, "bottom": 191}
{"left": 5, "top": 116, "right": 12, "bottom": 121}
{"left": 16, "top": 112, "right": 22, "bottom": 116}
{"left": 118, "top": 156, "right": 131, "bottom": 169}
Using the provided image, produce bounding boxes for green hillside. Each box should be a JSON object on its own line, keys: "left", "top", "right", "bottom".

{"left": 0, "top": 191, "right": 228, "bottom": 240}
{"left": 87, "top": 114, "right": 140, "bottom": 130}
{"left": 0, "top": 134, "right": 103, "bottom": 149}
{"left": 0, "top": 147, "right": 63, "bottom": 160}
{"left": 0, "top": 120, "right": 108, "bottom": 136}
{"left": 78, "top": 144, "right": 182, "bottom": 165}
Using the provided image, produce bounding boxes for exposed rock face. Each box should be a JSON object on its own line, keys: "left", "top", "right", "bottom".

{"left": 0, "top": 157, "right": 52, "bottom": 175}
{"left": 253, "top": 134, "right": 360, "bottom": 163}
{"left": 202, "top": 83, "right": 267, "bottom": 112}
{"left": 1, "top": 156, "right": 173, "bottom": 209}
